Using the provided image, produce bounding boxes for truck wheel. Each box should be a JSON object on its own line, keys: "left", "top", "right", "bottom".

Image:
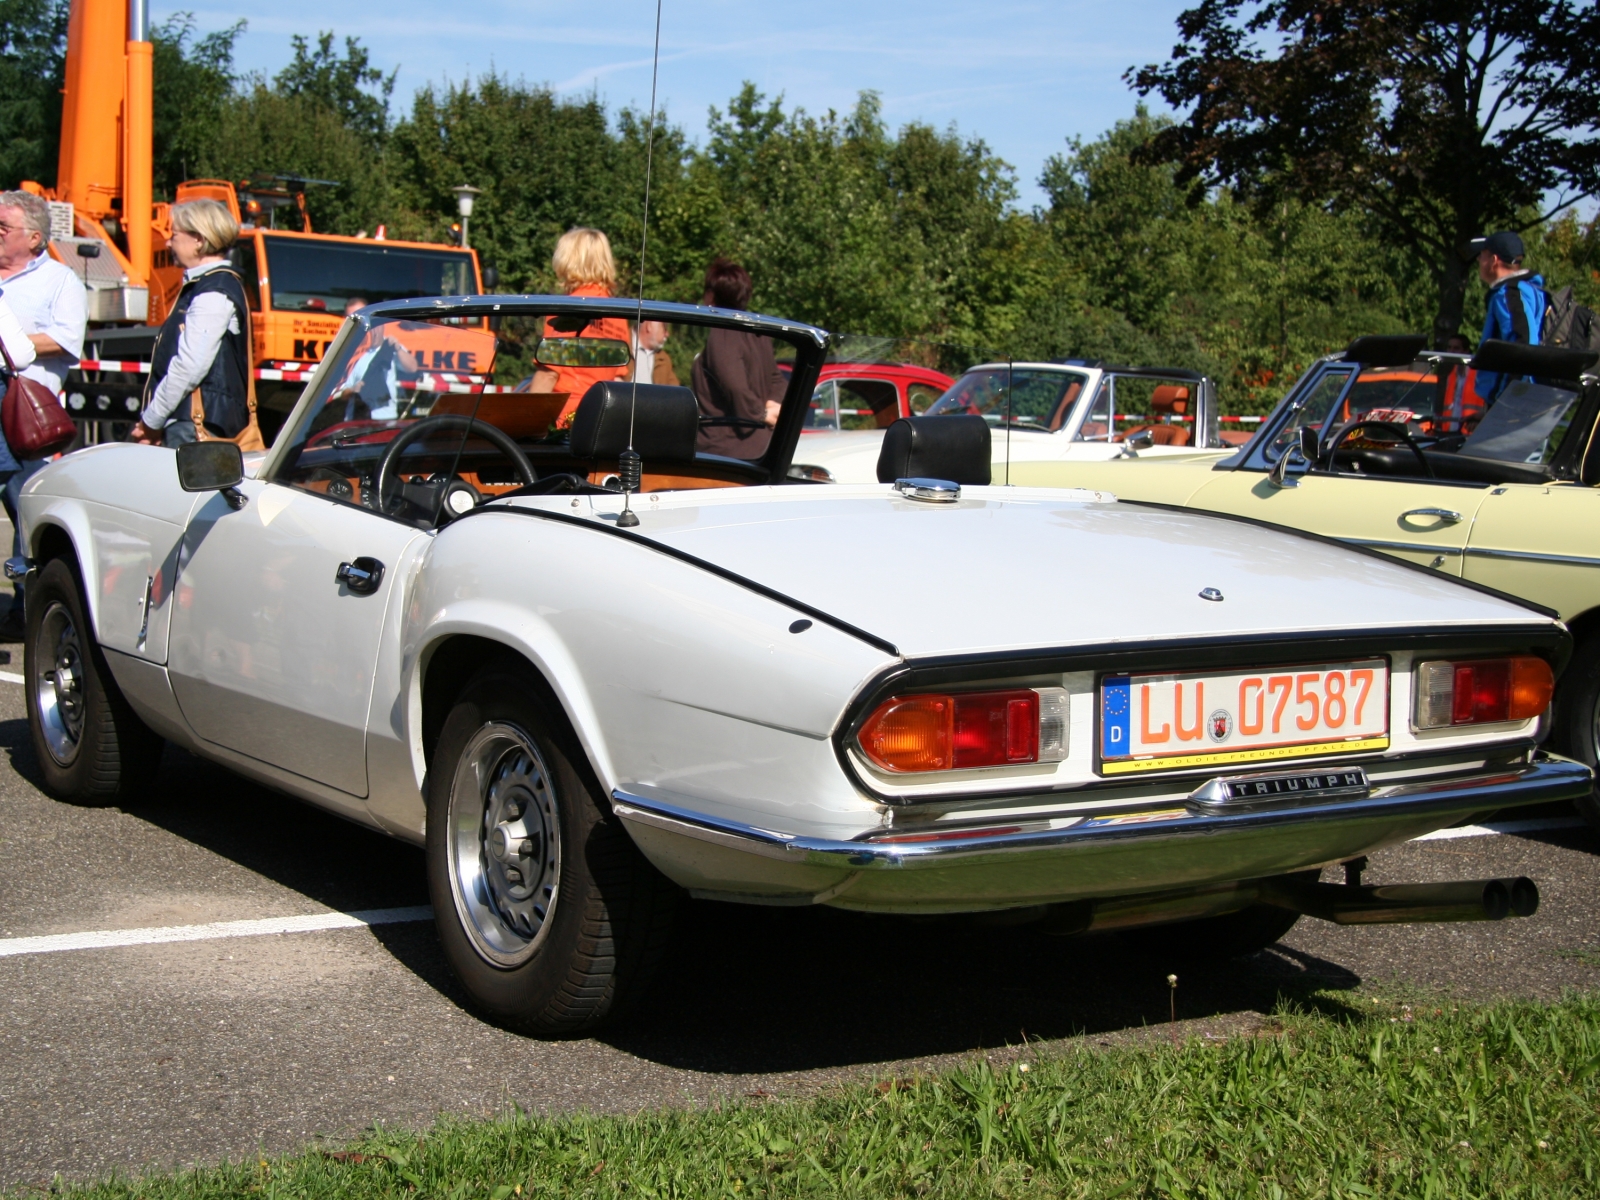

{"left": 1118, "top": 872, "right": 1317, "bottom": 964}
{"left": 1553, "top": 633, "right": 1600, "bottom": 831}
{"left": 25, "top": 556, "right": 164, "bottom": 803}
{"left": 426, "top": 661, "right": 678, "bottom": 1035}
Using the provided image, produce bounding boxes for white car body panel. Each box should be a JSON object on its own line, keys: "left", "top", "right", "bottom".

{"left": 169, "top": 478, "right": 424, "bottom": 797}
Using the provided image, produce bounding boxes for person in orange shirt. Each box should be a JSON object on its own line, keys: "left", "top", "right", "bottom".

{"left": 1438, "top": 333, "right": 1484, "bottom": 435}
{"left": 533, "top": 227, "right": 632, "bottom": 424}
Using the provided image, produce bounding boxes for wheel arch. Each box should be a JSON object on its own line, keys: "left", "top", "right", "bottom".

{"left": 26, "top": 504, "right": 101, "bottom": 637}
{"left": 1563, "top": 604, "right": 1600, "bottom": 657}
{"left": 414, "top": 627, "right": 614, "bottom": 805}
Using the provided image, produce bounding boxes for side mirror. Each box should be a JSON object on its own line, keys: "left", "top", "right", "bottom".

{"left": 176, "top": 441, "right": 244, "bottom": 492}
{"left": 1126, "top": 432, "right": 1154, "bottom": 450}
{"left": 1298, "top": 425, "right": 1320, "bottom": 462}
{"left": 481, "top": 265, "right": 500, "bottom": 290}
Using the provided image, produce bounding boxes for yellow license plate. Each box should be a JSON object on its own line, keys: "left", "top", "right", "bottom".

{"left": 1099, "top": 659, "right": 1389, "bottom": 775}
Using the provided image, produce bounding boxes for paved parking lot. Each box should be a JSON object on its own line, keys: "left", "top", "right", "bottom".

{"left": 2, "top": 666, "right": 1597, "bottom": 1188}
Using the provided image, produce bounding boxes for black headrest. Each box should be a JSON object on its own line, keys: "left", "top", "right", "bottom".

{"left": 569, "top": 382, "right": 699, "bottom": 462}
{"left": 1342, "top": 335, "right": 1427, "bottom": 366}
{"left": 1471, "top": 338, "right": 1598, "bottom": 381}
{"left": 876, "top": 415, "right": 991, "bottom": 485}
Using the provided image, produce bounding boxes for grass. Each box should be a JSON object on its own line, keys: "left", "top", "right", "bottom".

{"left": 31, "top": 993, "right": 1600, "bottom": 1200}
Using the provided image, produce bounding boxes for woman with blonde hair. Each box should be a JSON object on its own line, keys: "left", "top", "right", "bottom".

{"left": 538, "top": 227, "right": 632, "bottom": 422}
{"left": 131, "top": 198, "right": 261, "bottom": 448}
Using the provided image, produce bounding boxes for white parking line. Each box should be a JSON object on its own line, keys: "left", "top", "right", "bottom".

{"left": 0, "top": 906, "right": 433, "bottom": 958}
{"left": 1414, "top": 816, "right": 1587, "bottom": 842}
{"left": 0, "top": 670, "right": 22, "bottom": 684}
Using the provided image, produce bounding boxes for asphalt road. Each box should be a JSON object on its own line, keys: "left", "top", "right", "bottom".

{"left": 2, "top": 668, "right": 1597, "bottom": 1188}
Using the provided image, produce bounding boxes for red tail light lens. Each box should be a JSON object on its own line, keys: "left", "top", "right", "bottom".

{"left": 1414, "top": 656, "right": 1553, "bottom": 729}
{"left": 954, "top": 690, "right": 1038, "bottom": 768}
{"left": 858, "top": 689, "right": 1058, "bottom": 773}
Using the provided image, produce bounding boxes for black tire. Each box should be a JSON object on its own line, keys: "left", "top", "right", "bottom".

{"left": 24, "top": 556, "right": 164, "bottom": 803}
{"left": 425, "top": 660, "right": 679, "bottom": 1035}
{"left": 1117, "top": 871, "right": 1317, "bottom": 964}
{"left": 1553, "top": 633, "right": 1600, "bottom": 831}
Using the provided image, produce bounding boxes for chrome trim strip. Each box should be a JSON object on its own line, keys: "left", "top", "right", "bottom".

{"left": 1341, "top": 538, "right": 1462, "bottom": 556}
{"left": 612, "top": 755, "right": 1589, "bottom": 870}
{"left": 1463, "top": 545, "right": 1600, "bottom": 568}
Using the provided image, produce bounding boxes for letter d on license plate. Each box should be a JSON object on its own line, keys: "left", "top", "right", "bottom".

{"left": 1099, "top": 659, "right": 1388, "bottom": 775}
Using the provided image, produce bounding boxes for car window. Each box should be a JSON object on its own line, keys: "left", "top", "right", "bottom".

{"left": 907, "top": 382, "right": 943, "bottom": 414}
{"left": 807, "top": 380, "right": 840, "bottom": 430}
{"left": 268, "top": 309, "right": 801, "bottom": 527}
{"left": 1075, "top": 379, "right": 1111, "bottom": 441}
{"left": 837, "top": 379, "right": 900, "bottom": 429}
{"left": 262, "top": 237, "right": 477, "bottom": 314}
{"left": 1455, "top": 380, "right": 1583, "bottom": 466}
{"left": 1265, "top": 369, "right": 1354, "bottom": 461}
{"left": 926, "top": 368, "right": 1088, "bottom": 432}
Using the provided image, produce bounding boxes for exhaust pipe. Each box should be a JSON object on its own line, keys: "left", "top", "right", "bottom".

{"left": 1261, "top": 876, "right": 1538, "bottom": 925}
{"left": 1037, "top": 875, "right": 1539, "bottom": 936}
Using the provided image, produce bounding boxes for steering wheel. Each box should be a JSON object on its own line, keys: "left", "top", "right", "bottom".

{"left": 1322, "top": 419, "right": 1434, "bottom": 479}
{"left": 374, "top": 414, "right": 537, "bottom": 520}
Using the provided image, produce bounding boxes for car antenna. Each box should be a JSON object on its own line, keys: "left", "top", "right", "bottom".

{"left": 616, "top": 0, "right": 664, "bottom": 530}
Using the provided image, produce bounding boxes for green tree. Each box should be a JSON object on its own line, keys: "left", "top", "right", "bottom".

{"left": 386, "top": 74, "right": 651, "bottom": 288}
{"left": 1035, "top": 110, "right": 1427, "bottom": 411}
{"left": 1130, "top": 0, "right": 1600, "bottom": 346}
{"left": 0, "top": 0, "right": 68, "bottom": 188}
{"left": 274, "top": 32, "right": 394, "bottom": 151}
{"left": 150, "top": 14, "right": 242, "bottom": 199}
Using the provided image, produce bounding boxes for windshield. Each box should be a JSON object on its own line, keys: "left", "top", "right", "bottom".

{"left": 925, "top": 368, "right": 1089, "bottom": 432}
{"left": 264, "top": 237, "right": 478, "bottom": 313}
{"left": 269, "top": 309, "right": 804, "bottom": 527}
{"left": 1262, "top": 356, "right": 1584, "bottom": 473}
{"left": 1457, "top": 380, "right": 1582, "bottom": 466}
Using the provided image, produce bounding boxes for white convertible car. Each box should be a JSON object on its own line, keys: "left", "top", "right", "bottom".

{"left": 15, "top": 298, "right": 1589, "bottom": 1033}
{"left": 788, "top": 360, "right": 1227, "bottom": 484}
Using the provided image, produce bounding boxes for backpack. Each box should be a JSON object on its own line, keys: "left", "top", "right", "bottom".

{"left": 1542, "top": 285, "right": 1600, "bottom": 354}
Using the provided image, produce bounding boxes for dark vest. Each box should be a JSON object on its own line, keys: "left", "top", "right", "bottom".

{"left": 146, "top": 266, "right": 251, "bottom": 437}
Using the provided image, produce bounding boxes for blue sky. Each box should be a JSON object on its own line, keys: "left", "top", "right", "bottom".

{"left": 157, "top": 1, "right": 1191, "bottom": 210}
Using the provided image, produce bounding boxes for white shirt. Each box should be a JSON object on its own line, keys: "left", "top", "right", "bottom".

{"left": 0, "top": 295, "right": 37, "bottom": 372}
{"left": 0, "top": 251, "right": 85, "bottom": 393}
{"left": 142, "top": 261, "right": 242, "bottom": 429}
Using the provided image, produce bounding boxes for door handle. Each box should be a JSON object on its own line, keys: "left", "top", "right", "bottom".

{"left": 1400, "top": 507, "right": 1462, "bottom": 524}
{"left": 335, "top": 557, "right": 385, "bottom": 595}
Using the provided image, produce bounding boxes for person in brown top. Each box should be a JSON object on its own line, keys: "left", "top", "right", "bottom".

{"left": 691, "top": 259, "right": 786, "bottom": 458}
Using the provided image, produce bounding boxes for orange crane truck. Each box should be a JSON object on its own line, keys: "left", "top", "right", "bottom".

{"left": 22, "top": 0, "right": 487, "bottom": 444}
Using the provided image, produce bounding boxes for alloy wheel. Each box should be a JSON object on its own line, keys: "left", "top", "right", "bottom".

{"left": 446, "top": 721, "right": 562, "bottom": 967}
{"left": 35, "top": 600, "right": 86, "bottom": 766}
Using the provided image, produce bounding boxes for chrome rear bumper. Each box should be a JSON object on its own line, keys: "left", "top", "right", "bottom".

{"left": 612, "top": 754, "right": 1590, "bottom": 913}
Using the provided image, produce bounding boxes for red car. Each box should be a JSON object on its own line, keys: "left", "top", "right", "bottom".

{"left": 782, "top": 362, "right": 956, "bottom": 431}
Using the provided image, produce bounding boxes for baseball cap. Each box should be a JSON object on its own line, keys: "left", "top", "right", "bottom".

{"left": 1469, "top": 231, "right": 1525, "bottom": 262}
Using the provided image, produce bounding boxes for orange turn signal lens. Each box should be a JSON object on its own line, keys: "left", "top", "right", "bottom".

{"left": 859, "top": 694, "right": 953, "bottom": 772}
{"left": 1509, "top": 655, "right": 1555, "bottom": 720}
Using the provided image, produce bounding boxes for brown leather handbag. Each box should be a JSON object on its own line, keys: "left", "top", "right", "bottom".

{"left": 0, "top": 340, "right": 75, "bottom": 459}
{"left": 188, "top": 370, "right": 265, "bottom": 452}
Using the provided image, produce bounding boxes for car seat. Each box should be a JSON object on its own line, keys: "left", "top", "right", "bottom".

{"left": 1119, "top": 385, "right": 1192, "bottom": 447}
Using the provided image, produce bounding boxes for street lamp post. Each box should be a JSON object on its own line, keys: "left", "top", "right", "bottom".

{"left": 452, "top": 185, "right": 482, "bottom": 250}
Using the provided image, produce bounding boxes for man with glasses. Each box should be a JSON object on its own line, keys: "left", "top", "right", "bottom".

{"left": 0, "top": 191, "right": 86, "bottom": 640}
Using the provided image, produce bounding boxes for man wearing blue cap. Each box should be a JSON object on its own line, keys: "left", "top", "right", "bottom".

{"left": 1471, "top": 230, "right": 1545, "bottom": 402}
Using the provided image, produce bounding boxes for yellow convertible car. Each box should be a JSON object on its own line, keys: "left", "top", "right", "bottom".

{"left": 1013, "top": 335, "right": 1600, "bottom": 825}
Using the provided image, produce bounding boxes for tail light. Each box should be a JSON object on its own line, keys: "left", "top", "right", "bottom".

{"left": 1413, "top": 657, "right": 1553, "bottom": 729}
{"left": 858, "top": 688, "right": 1069, "bottom": 773}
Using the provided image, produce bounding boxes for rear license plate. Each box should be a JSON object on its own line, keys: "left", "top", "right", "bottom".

{"left": 1099, "top": 659, "right": 1389, "bottom": 775}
